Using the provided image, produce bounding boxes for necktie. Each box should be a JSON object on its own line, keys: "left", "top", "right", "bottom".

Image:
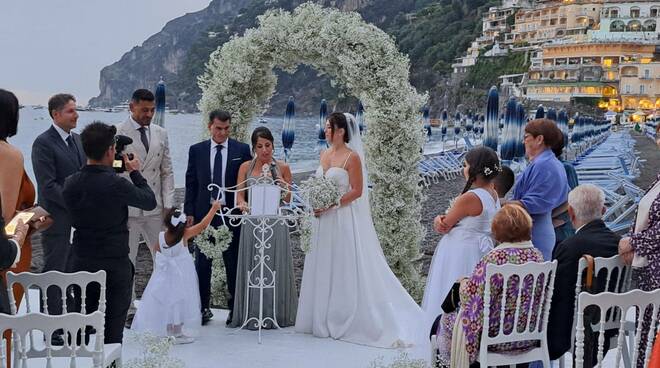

{"left": 65, "top": 135, "right": 81, "bottom": 166}
{"left": 212, "top": 145, "right": 224, "bottom": 200}
{"left": 139, "top": 127, "right": 149, "bottom": 153}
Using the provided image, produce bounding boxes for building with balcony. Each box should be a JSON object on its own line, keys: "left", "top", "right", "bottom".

{"left": 511, "top": 0, "right": 603, "bottom": 45}
{"left": 589, "top": 1, "right": 660, "bottom": 41}
{"left": 619, "top": 61, "right": 660, "bottom": 111}
{"left": 481, "top": 0, "right": 534, "bottom": 47}
{"left": 525, "top": 41, "right": 656, "bottom": 102}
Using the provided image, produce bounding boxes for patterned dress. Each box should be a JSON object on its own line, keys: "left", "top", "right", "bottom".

{"left": 629, "top": 173, "right": 660, "bottom": 368}
{"left": 436, "top": 242, "right": 545, "bottom": 365}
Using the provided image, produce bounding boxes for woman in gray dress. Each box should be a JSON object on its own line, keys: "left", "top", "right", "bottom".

{"left": 229, "top": 127, "right": 297, "bottom": 329}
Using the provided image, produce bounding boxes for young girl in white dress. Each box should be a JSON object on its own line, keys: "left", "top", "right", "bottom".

{"left": 132, "top": 200, "right": 221, "bottom": 344}
{"left": 421, "top": 147, "right": 502, "bottom": 322}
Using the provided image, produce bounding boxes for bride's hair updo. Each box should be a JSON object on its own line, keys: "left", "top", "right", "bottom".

{"left": 327, "top": 112, "right": 350, "bottom": 143}
{"left": 461, "top": 146, "right": 501, "bottom": 194}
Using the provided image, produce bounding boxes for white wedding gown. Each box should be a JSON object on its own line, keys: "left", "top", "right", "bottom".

{"left": 295, "top": 166, "right": 425, "bottom": 348}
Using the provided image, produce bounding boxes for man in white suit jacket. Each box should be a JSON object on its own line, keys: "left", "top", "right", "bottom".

{"left": 116, "top": 89, "right": 175, "bottom": 323}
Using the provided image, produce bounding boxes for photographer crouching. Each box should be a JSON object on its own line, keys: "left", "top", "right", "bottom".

{"left": 63, "top": 122, "right": 156, "bottom": 344}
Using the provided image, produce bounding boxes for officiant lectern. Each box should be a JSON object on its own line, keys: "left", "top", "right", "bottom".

{"left": 208, "top": 166, "right": 306, "bottom": 343}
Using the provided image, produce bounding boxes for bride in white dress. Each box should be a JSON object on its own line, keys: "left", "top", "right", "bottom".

{"left": 295, "top": 112, "right": 424, "bottom": 348}
{"left": 421, "top": 147, "right": 502, "bottom": 322}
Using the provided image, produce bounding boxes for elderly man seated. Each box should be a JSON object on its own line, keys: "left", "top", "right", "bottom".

{"left": 547, "top": 184, "right": 620, "bottom": 364}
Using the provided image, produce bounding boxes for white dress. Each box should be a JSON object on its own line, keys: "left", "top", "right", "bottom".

{"left": 132, "top": 232, "right": 201, "bottom": 337}
{"left": 295, "top": 166, "right": 425, "bottom": 348}
{"left": 421, "top": 188, "right": 500, "bottom": 321}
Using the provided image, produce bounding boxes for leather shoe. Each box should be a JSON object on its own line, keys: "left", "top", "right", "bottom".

{"left": 225, "top": 310, "right": 233, "bottom": 326}
{"left": 201, "top": 308, "right": 214, "bottom": 325}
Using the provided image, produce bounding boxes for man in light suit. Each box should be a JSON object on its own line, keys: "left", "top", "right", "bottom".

{"left": 32, "top": 93, "right": 85, "bottom": 329}
{"left": 116, "top": 89, "right": 175, "bottom": 325}
{"left": 185, "top": 110, "right": 251, "bottom": 325}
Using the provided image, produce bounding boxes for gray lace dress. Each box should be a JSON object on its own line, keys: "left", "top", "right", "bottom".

{"left": 228, "top": 159, "right": 298, "bottom": 329}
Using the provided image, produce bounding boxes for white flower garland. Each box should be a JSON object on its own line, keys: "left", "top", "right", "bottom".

{"left": 194, "top": 225, "right": 233, "bottom": 307}
{"left": 125, "top": 332, "right": 185, "bottom": 368}
{"left": 199, "top": 2, "right": 427, "bottom": 298}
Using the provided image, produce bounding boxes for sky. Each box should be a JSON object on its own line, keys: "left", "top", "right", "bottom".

{"left": 0, "top": 0, "right": 212, "bottom": 106}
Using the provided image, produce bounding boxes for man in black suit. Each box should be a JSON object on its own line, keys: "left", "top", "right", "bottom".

{"left": 31, "top": 94, "right": 85, "bottom": 320}
{"left": 548, "top": 184, "right": 619, "bottom": 364}
{"left": 185, "top": 110, "right": 251, "bottom": 325}
{"left": 0, "top": 198, "right": 29, "bottom": 315}
{"left": 63, "top": 122, "right": 156, "bottom": 344}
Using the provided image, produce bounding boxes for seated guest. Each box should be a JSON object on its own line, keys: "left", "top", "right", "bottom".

{"left": 548, "top": 184, "right": 619, "bottom": 364}
{"left": 493, "top": 165, "right": 514, "bottom": 200}
{"left": 434, "top": 204, "right": 544, "bottom": 367}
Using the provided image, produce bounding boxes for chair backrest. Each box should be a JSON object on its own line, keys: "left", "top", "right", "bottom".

{"left": 0, "top": 311, "right": 106, "bottom": 368}
{"left": 570, "top": 255, "right": 633, "bottom": 348}
{"left": 575, "top": 289, "right": 660, "bottom": 368}
{"left": 480, "top": 260, "right": 557, "bottom": 352}
{"left": 6, "top": 271, "right": 107, "bottom": 315}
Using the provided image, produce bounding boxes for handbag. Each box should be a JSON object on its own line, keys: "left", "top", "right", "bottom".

{"left": 441, "top": 282, "right": 461, "bottom": 314}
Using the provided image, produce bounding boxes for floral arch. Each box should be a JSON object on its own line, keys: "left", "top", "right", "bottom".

{"left": 198, "top": 3, "right": 427, "bottom": 296}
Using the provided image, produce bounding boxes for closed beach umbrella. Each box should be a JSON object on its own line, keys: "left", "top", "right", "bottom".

{"left": 558, "top": 109, "right": 569, "bottom": 149}
{"left": 514, "top": 102, "right": 527, "bottom": 160}
{"left": 423, "top": 105, "right": 431, "bottom": 137}
{"left": 484, "top": 86, "right": 499, "bottom": 151}
{"left": 282, "top": 96, "right": 295, "bottom": 162}
{"left": 356, "top": 101, "right": 365, "bottom": 134}
{"left": 153, "top": 77, "right": 166, "bottom": 127}
{"left": 535, "top": 105, "right": 545, "bottom": 119}
{"left": 317, "top": 99, "right": 328, "bottom": 151}
{"left": 501, "top": 97, "right": 517, "bottom": 161}
{"left": 466, "top": 110, "right": 474, "bottom": 133}
{"left": 546, "top": 107, "right": 557, "bottom": 122}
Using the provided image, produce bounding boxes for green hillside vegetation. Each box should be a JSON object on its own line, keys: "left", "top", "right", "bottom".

{"left": 463, "top": 51, "right": 530, "bottom": 89}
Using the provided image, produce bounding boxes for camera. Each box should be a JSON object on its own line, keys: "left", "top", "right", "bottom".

{"left": 112, "top": 135, "right": 135, "bottom": 173}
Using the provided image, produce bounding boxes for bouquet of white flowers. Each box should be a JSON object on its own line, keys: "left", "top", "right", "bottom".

{"left": 300, "top": 176, "right": 341, "bottom": 211}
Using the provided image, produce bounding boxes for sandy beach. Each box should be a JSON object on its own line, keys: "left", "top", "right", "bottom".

{"left": 27, "top": 130, "right": 660, "bottom": 305}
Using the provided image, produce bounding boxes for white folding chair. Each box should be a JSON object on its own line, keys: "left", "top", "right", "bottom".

{"left": 560, "top": 255, "right": 634, "bottom": 368}
{"left": 6, "top": 270, "right": 107, "bottom": 315}
{"left": 0, "top": 311, "right": 121, "bottom": 368}
{"left": 575, "top": 289, "right": 660, "bottom": 368}
{"left": 479, "top": 260, "right": 557, "bottom": 367}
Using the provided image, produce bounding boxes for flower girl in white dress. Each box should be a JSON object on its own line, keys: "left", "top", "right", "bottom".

{"left": 132, "top": 200, "right": 221, "bottom": 344}
{"left": 421, "top": 147, "right": 501, "bottom": 322}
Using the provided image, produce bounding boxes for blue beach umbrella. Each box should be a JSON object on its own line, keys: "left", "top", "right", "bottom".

{"left": 465, "top": 110, "right": 474, "bottom": 133}
{"left": 423, "top": 105, "right": 431, "bottom": 137}
{"left": 453, "top": 112, "right": 462, "bottom": 146}
{"left": 514, "top": 102, "right": 527, "bottom": 160}
{"left": 558, "top": 109, "right": 569, "bottom": 148}
{"left": 546, "top": 107, "right": 557, "bottom": 122}
{"left": 484, "top": 86, "right": 499, "bottom": 151}
{"left": 535, "top": 105, "right": 545, "bottom": 119}
{"left": 317, "top": 99, "right": 328, "bottom": 151}
{"left": 282, "top": 96, "right": 295, "bottom": 162}
{"left": 356, "top": 101, "right": 365, "bottom": 134}
{"left": 501, "top": 97, "right": 517, "bottom": 161}
{"left": 153, "top": 77, "right": 166, "bottom": 127}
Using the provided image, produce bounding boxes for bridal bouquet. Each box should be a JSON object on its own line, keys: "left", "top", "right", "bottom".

{"left": 299, "top": 176, "right": 341, "bottom": 210}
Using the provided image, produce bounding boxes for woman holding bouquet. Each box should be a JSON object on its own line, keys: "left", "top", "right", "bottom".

{"left": 296, "top": 113, "right": 424, "bottom": 348}
{"left": 230, "top": 127, "right": 297, "bottom": 329}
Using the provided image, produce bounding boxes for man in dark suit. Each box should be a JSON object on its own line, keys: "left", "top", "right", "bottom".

{"left": 0, "top": 198, "right": 29, "bottom": 315}
{"left": 31, "top": 94, "right": 85, "bottom": 321}
{"left": 185, "top": 110, "right": 251, "bottom": 325}
{"left": 548, "top": 184, "right": 620, "bottom": 364}
{"left": 63, "top": 122, "right": 156, "bottom": 344}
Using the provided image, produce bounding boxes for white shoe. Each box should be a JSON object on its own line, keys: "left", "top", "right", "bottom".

{"left": 173, "top": 335, "right": 195, "bottom": 345}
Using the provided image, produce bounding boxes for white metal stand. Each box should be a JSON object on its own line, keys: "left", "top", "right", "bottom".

{"left": 207, "top": 167, "right": 306, "bottom": 343}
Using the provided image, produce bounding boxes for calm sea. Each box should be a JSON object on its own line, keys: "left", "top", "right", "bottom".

{"left": 10, "top": 108, "right": 450, "bottom": 187}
